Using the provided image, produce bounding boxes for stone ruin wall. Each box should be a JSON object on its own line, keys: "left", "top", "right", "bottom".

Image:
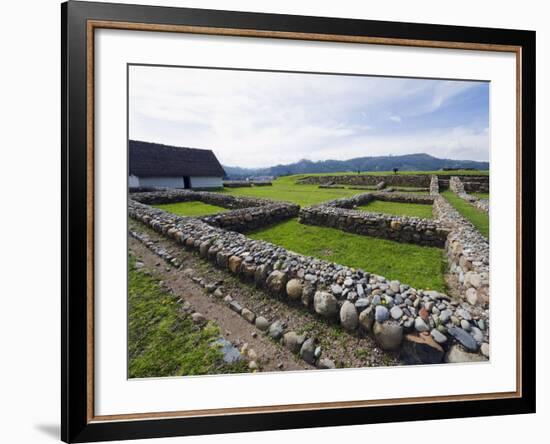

{"left": 128, "top": 191, "right": 490, "bottom": 363}
{"left": 449, "top": 177, "right": 489, "bottom": 214}
{"left": 298, "top": 174, "right": 431, "bottom": 187}
{"left": 299, "top": 192, "right": 448, "bottom": 248}
{"left": 132, "top": 189, "right": 300, "bottom": 233}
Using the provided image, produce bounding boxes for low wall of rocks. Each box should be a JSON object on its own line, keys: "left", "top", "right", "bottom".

{"left": 129, "top": 199, "right": 490, "bottom": 363}
{"left": 433, "top": 195, "right": 490, "bottom": 306}
{"left": 449, "top": 177, "right": 489, "bottom": 214}
{"left": 299, "top": 193, "right": 447, "bottom": 247}
{"left": 298, "top": 174, "right": 432, "bottom": 187}
{"left": 430, "top": 175, "right": 439, "bottom": 195}
{"left": 223, "top": 181, "right": 273, "bottom": 188}
{"left": 131, "top": 189, "right": 299, "bottom": 232}
{"left": 203, "top": 204, "right": 299, "bottom": 232}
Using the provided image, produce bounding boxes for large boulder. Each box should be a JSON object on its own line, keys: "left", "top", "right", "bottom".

{"left": 358, "top": 306, "right": 374, "bottom": 332}
{"left": 400, "top": 333, "right": 444, "bottom": 364}
{"left": 228, "top": 256, "right": 243, "bottom": 274}
{"left": 373, "top": 321, "right": 403, "bottom": 351}
{"left": 286, "top": 279, "right": 303, "bottom": 300}
{"left": 266, "top": 270, "right": 288, "bottom": 296}
{"left": 445, "top": 344, "right": 487, "bottom": 363}
{"left": 447, "top": 326, "right": 479, "bottom": 352}
{"left": 314, "top": 291, "right": 339, "bottom": 318}
{"left": 339, "top": 301, "right": 359, "bottom": 331}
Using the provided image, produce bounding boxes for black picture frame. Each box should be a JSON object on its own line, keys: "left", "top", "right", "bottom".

{"left": 61, "top": 1, "right": 536, "bottom": 442}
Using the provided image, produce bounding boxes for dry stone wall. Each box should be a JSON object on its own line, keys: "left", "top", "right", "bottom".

{"left": 129, "top": 199, "right": 490, "bottom": 363}
{"left": 299, "top": 192, "right": 448, "bottom": 247}
{"left": 449, "top": 177, "right": 489, "bottom": 214}
{"left": 131, "top": 189, "right": 299, "bottom": 232}
{"left": 433, "top": 195, "right": 490, "bottom": 306}
{"left": 298, "top": 174, "right": 431, "bottom": 187}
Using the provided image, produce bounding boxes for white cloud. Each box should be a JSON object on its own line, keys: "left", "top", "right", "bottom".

{"left": 129, "top": 66, "right": 489, "bottom": 167}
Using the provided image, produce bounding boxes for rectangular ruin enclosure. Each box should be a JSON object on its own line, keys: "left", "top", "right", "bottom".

{"left": 299, "top": 192, "right": 448, "bottom": 248}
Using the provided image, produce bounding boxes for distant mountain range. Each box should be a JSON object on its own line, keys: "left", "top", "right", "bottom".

{"left": 223, "top": 153, "right": 489, "bottom": 179}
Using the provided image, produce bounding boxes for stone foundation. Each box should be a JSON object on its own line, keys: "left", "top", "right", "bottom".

{"left": 299, "top": 192, "right": 448, "bottom": 247}
{"left": 129, "top": 198, "right": 489, "bottom": 362}
{"left": 449, "top": 176, "right": 489, "bottom": 214}
{"left": 131, "top": 189, "right": 299, "bottom": 232}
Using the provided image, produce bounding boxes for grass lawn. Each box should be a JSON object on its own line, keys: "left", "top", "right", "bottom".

{"left": 128, "top": 256, "right": 249, "bottom": 378}
{"left": 357, "top": 200, "right": 433, "bottom": 219}
{"left": 248, "top": 219, "right": 447, "bottom": 292}
{"left": 470, "top": 192, "right": 490, "bottom": 199}
{"left": 441, "top": 191, "right": 489, "bottom": 238}
{"left": 153, "top": 201, "right": 228, "bottom": 217}
{"left": 222, "top": 175, "right": 360, "bottom": 206}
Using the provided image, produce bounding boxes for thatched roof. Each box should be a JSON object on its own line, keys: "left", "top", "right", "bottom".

{"left": 129, "top": 140, "right": 225, "bottom": 177}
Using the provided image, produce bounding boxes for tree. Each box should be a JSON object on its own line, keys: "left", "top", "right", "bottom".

{"left": 393, "top": 167, "right": 399, "bottom": 175}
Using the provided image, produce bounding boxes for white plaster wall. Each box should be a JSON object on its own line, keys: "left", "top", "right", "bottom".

{"left": 138, "top": 176, "right": 185, "bottom": 188}
{"left": 128, "top": 175, "right": 140, "bottom": 188}
{"left": 190, "top": 176, "right": 223, "bottom": 189}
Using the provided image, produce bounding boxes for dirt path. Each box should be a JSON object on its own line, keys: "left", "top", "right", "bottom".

{"left": 130, "top": 236, "right": 309, "bottom": 372}
{"left": 129, "top": 220, "right": 401, "bottom": 371}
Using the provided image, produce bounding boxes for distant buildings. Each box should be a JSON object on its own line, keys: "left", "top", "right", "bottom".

{"left": 129, "top": 140, "right": 225, "bottom": 190}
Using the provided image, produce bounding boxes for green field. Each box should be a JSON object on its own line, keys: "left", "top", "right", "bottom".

{"left": 357, "top": 200, "right": 433, "bottom": 219}
{"left": 249, "top": 219, "right": 447, "bottom": 291}
{"left": 128, "top": 256, "right": 248, "bottom": 378}
{"left": 153, "top": 201, "right": 228, "bottom": 217}
{"left": 470, "top": 192, "right": 490, "bottom": 199}
{"left": 441, "top": 191, "right": 489, "bottom": 238}
{"left": 222, "top": 175, "right": 360, "bottom": 206}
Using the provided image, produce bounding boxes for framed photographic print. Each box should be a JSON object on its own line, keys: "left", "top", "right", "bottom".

{"left": 61, "top": 1, "right": 536, "bottom": 442}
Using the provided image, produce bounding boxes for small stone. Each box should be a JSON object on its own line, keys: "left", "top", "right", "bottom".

{"left": 414, "top": 317, "right": 430, "bottom": 332}
{"left": 268, "top": 320, "right": 285, "bottom": 340}
{"left": 317, "top": 358, "right": 336, "bottom": 369}
{"left": 282, "top": 331, "right": 306, "bottom": 353}
{"left": 314, "top": 346, "right": 322, "bottom": 359}
{"left": 331, "top": 284, "right": 343, "bottom": 296}
{"left": 286, "top": 279, "right": 303, "bottom": 300}
{"left": 205, "top": 283, "right": 217, "bottom": 293}
{"left": 439, "top": 309, "right": 453, "bottom": 324}
{"left": 430, "top": 329, "right": 447, "bottom": 344}
{"left": 343, "top": 278, "right": 354, "bottom": 287}
{"left": 375, "top": 305, "right": 389, "bottom": 322}
{"left": 255, "top": 316, "right": 269, "bottom": 331}
{"left": 389, "top": 280, "right": 400, "bottom": 293}
{"left": 481, "top": 342, "right": 490, "bottom": 357}
{"left": 191, "top": 312, "right": 206, "bottom": 324}
{"left": 241, "top": 308, "right": 256, "bottom": 324}
{"left": 213, "top": 288, "right": 223, "bottom": 298}
{"left": 340, "top": 301, "right": 359, "bottom": 331}
{"left": 248, "top": 361, "right": 258, "bottom": 370}
{"left": 300, "top": 338, "right": 317, "bottom": 364}
{"left": 460, "top": 319, "right": 471, "bottom": 331}
{"left": 390, "top": 305, "right": 403, "bottom": 320}
{"left": 229, "top": 300, "right": 243, "bottom": 314}
{"left": 223, "top": 295, "right": 233, "bottom": 304}
{"left": 355, "top": 298, "right": 369, "bottom": 312}
{"left": 465, "top": 288, "right": 479, "bottom": 305}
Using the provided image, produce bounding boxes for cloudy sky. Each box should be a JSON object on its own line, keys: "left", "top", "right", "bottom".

{"left": 129, "top": 65, "right": 489, "bottom": 168}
